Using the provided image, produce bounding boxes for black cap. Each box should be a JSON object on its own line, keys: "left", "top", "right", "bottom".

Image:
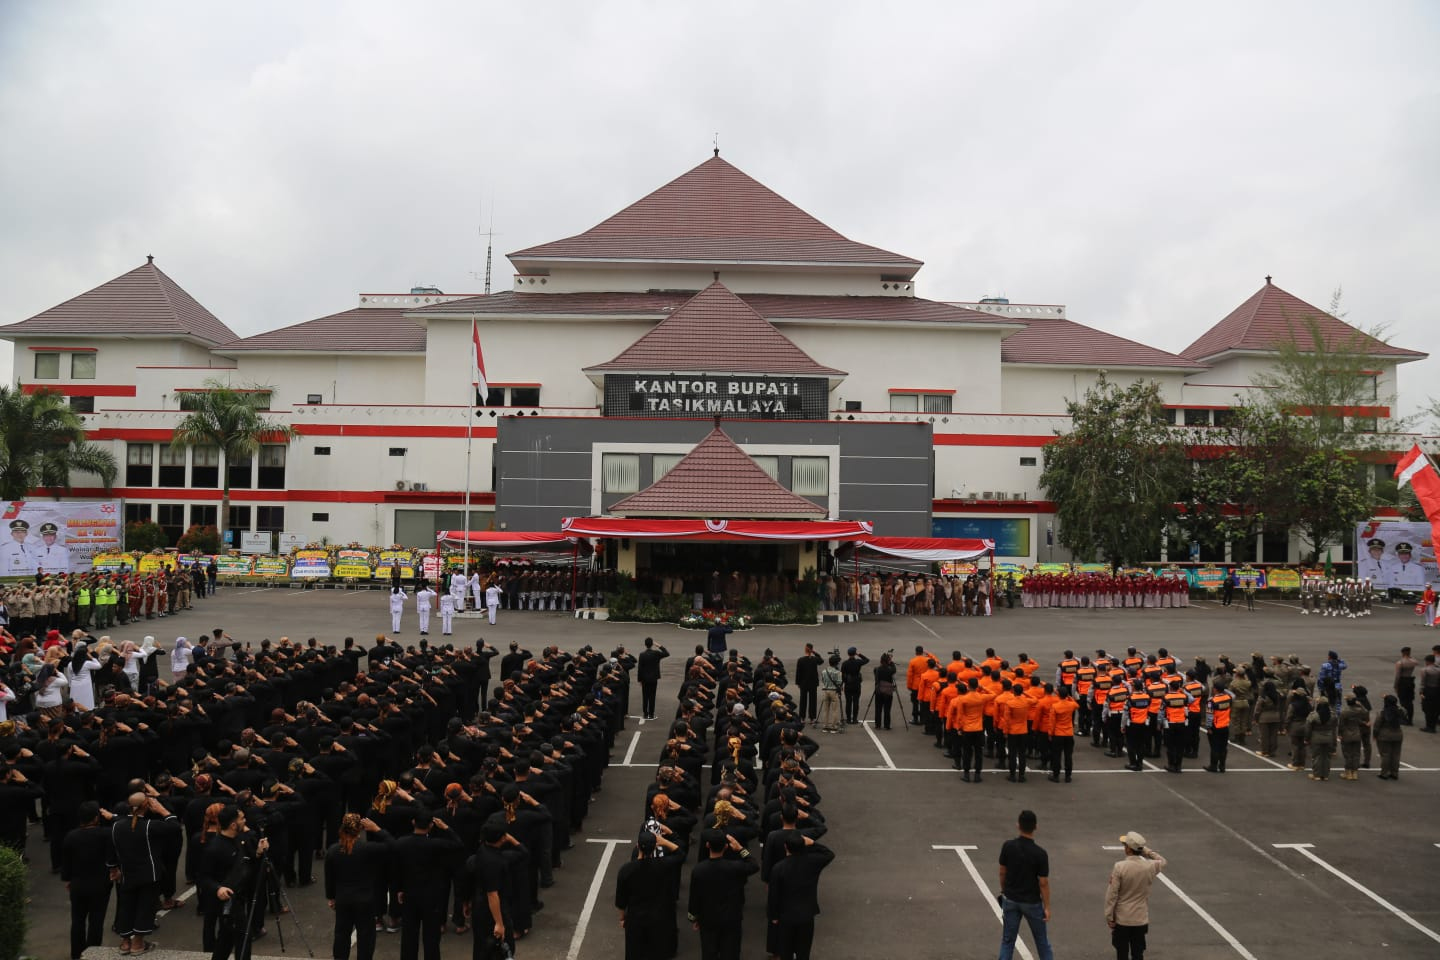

{"left": 1367, "top": 538, "right": 1385, "bottom": 548}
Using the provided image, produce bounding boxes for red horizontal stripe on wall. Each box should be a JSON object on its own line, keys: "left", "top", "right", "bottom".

{"left": 38, "top": 487, "right": 498, "bottom": 506}
{"left": 933, "top": 499, "right": 1058, "bottom": 513}
{"left": 933, "top": 433, "right": 1055, "bottom": 448}
{"left": 22, "top": 383, "right": 137, "bottom": 397}
{"left": 1287, "top": 405, "right": 1390, "bottom": 418}
{"left": 292, "top": 424, "right": 499, "bottom": 439}
{"left": 87, "top": 428, "right": 175, "bottom": 442}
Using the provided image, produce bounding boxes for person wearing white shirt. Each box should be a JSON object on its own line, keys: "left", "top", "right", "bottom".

{"left": 66, "top": 646, "right": 103, "bottom": 710}
{"left": 448, "top": 571, "right": 469, "bottom": 612}
{"left": 0, "top": 680, "right": 16, "bottom": 721}
{"left": 1391, "top": 543, "right": 1428, "bottom": 591}
{"left": 33, "top": 522, "right": 71, "bottom": 574}
{"left": 439, "top": 591, "right": 456, "bottom": 636}
{"left": 415, "top": 584, "right": 436, "bottom": 636}
{"left": 170, "top": 636, "right": 193, "bottom": 682}
{"left": 485, "top": 581, "right": 503, "bottom": 625}
{"left": 33, "top": 662, "right": 69, "bottom": 716}
{"left": 469, "top": 571, "right": 483, "bottom": 613}
{"left": 388, "top": 587, "right": 407, "bottom": 634}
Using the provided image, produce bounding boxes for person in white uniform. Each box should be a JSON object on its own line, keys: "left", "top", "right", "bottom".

{"left": 66, "top": 644, "right": 102, "bottom": 710}
{"left": 0, "top": 519, "right": 35, "bottom": 577}
{"left": 485, "top": 580, "right": 503, "bottom": 625}
{"left": 415, "top": 583, "right": 436, "bottom": 635}
{"left": 469, "top": 571, "right": 483, "bottom": 614}
{"left": 170, "top": 636, "right": 193, "bottom": 682}
{"left": 449, "top": 571, "right": 469, "bottom": 612}
{"left": 1356, "top": 538, "right": 1392, "bottom": 589}
{"left": 1391, "top": 543, "right": 1427, "bottom": 591}
{"left": 389, "top": 587, "right": 407, "bottom": 634}
{"left": 34, "top": 522, "right": 71, "bottom": 574}
{"left": 439, "top": 590, "right": 456, "bottom": 636}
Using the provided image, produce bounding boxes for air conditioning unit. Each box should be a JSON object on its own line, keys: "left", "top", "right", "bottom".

{"left": 1012, "top": 492, "right": 1028, "bottom": 501}
{"left": 395, "top": 480, "right": 409, "bottom": 491}
{"left": 411, "top": 482, "right": 428, "bottom": 491}
{"left": 981, "top": 491, "right": 995, "bottom": 500}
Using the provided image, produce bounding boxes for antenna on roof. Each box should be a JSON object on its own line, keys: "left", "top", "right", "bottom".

{"left": 713, "top": 132, "right": 719, "bottom": 158}
{"left": 481, "top": 200, "right": 497, "bottom": 296}
{"left": 1265, "top": 274, "right": 1273, "bottom": 285}
{"left": 146, "top": 254, "right": 154, "bottom": 265}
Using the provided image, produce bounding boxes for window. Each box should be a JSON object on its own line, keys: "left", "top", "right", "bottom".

{"left": 844, "top": 400, "right": 862, "bottom": 412}
{"left": 190, "top": 504, "right": 217, "bottom": 528}
{"left": 1184, "top": 408, "right": 1211, "bottom": 427}
{"left": 158, "top": 445, "right": 186, "bottom": 487}
{"left": 1212, "top": 408, "right": 1234, "bottom": 428}
{"left": 791, "top": 457, "right": 829, "bottom": 496}
{"left": 312, "top": 512, "right": 330, "bottom": 522}
{"left": 227, "top": 454, "right": 253, "bottom": 490}
{"left": 510, "top": 387, "right": 540, "bottom": 407}
{"left": 314, "top": 446, "right": 331, "bottom": 456}
{"left": 1159, "top": 408, "right": 1178, "bottom": 425}
{"left": 477, "top": 387, "right": 506, "bottom": 407}
{"left": 652, "top": 453, "right": 684, "bottom": 481}
{"left": 156, "top": 504, "right": 185, "bottom": 545}
{"left": 124, "top": 503, "right": 151, "bottom": 525}
{"left": 889, "top": 393, "right": 919, "bottom": 412}
{"left": 70, "top": 353, "right": 96, "bottom": 379}
{"left": 750, "top": 455, "right": 780, "bottom": 481}
{"left": 34, "top": 353, "right": 59, "bottom": 379}
{"left": 923, "top": 395, "right": 952, "bottom": 413}
{"left": 258, "top": 444, "right": 286, "bottom": 489}
{"left": 68, "top": 396, "right": 94, "bottom": 414}
{"left": 191, "top": 445, "right": 219, "bottom": 488}
{"left": 389, "top": 448, "right": 407, "bottom": 457}
{"left": 256, "top": 506, "right": 285, "bottom": 532}
{"left": 1019, "top": 456, "right": 1038, "bottom": 467}
{"left": 602, "top": 454, "right": 640, "bottom": 494}
{"left": 126, "top": 443, "right": 154, "bottom": 486}
{"left": 306, "top": 394, "right": 323, "bottom": 405}
{"left": 227, "top": 505, "right": 252, "bottom": 532}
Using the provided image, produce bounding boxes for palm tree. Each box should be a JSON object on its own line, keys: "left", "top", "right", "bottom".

{"left": 170, "top": 380, "right": 297, "bottom": 540}
{"left": 0, "top": 385, "right": 118, "bottom": 500}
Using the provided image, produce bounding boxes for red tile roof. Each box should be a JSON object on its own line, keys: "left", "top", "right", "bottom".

{"left": 221, "top": 308, "right": 422, "bottom": 353}
{"left": 1181, "top": 281, "right": 1427, "bottom": 362}
{"left": 0, "top": 259, "right": 237, "bottom": 346}
{"left": 998, "top": 316, "right": 1202, "bottom": 369}
{"left": 509, "top": 156, "right": 921, "bottom": 269}
{"left": 417, "top": 290, "right": 1012, "bottom": 327}
{"left": 610, "top": 426, "right": 827, "bottom": 518}
{"left": 586, "top": 281, "right": 844, "bottom": 376}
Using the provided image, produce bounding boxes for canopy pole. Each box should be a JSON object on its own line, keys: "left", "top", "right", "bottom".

{"left": 570, "top": 539, "right": 579, "bottom": 612}
{"left": 853, "top": 545, "right": 860, "bottom": 620}
{"left": 988, "top": 547, "right": 995, "bottom": 616}
{"left": 462, "top": 417, "right": 473, "bottom": 584}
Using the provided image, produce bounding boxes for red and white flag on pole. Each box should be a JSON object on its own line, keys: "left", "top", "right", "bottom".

{"left": 471, "top": 318, "right": 489, "bottom": 404}
{"left": 1395, "top": 444, "right": 1440, "bottom": 560}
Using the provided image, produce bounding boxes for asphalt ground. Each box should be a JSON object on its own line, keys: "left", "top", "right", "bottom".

{"left": 18, "top": 584, "right": 1440, "bottom": 960}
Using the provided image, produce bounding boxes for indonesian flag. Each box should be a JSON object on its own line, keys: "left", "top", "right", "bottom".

{"left": 1395, "top": 444, "right": 1440, "bottom": 561}
{"left": 471, "top": 318, "right": 489, "bottom": 404}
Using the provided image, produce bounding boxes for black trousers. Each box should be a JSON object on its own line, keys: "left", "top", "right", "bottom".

{"left": 1050, "top": 735, "right": 1074, "bottom": 777}
{"left": 624, "top": 914, "right": 676, "bottom": 960}
{"left": 961, "top": 730, "right": 985, "bottom": 774}
{"left": 69, "top": 886, "right": 110, "bottom": 960}
{"left": 1007, "top": 733, "right": 1028, "bottom": 777}
{"left": 698, "top": 918, "right": 743, "bottom": 960}
{"left": 798, "top": 685, "right": 817, "bottom": 721}
{"left": 1208, "top": 728, "right": 1230, "bottom": 771}
{"left": 640, "top": 679, "right": 659, "bottom": 718}
{"left": 776, "top": 918, "right": 816, "bottom": 960}
{"left": 114, "top": 880, "right": 159, "bottom": 937}
{"left": 844, "top": 685, "right": 862, "bottom": 723}
{"left": 875, "top": 691, "right": 892, "bottom": 729}
{"left": 211, "top": 908, "right": 261, "bottom": 960}
{"left": 1126, "top": 724, "right": 1148, "bottom": 768}
{"left": 400, "top": 897, "right": 446, "bottom": 960}
{"left": 334, "top": 900, "right": 376, "bottom": 960}
{"left": 910, "top": 689, "right": 921, "bottom": 722}
{"left": 1112, "top": 922, "right": 1148, "bottom": 959}
{"left": 1396, "top": 676, "right": 1415, "bottom": 723}
{"left": 1164, "top": 725, "right": 1187, "bottom": 769}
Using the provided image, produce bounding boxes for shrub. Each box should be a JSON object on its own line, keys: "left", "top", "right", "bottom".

{"left": 125, "top": 520, "right": 167, "bottom": 552}
{"left": 0, "top": 845, "right": 27, "bottom": 960}
{"left": 177, "top": 524, "right": 222, "bottom": 554}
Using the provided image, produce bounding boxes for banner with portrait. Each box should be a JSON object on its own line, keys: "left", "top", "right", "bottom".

{"left": 1354, "top": 521, "right": 1437, "bottom": 590}
{"left": 0, "top": 499, "right": 122, "bottom": 577}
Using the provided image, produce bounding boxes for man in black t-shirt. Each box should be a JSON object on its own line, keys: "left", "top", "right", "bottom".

{"left": 996, "top": 809, "right": 1054, "bottom": 960}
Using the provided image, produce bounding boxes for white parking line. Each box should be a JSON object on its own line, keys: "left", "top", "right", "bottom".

{"left": 910, "top": 617, "right": 943, "bottom": 642}
{"left": 1273, "top": 843, "right": 1440, "bottom": 944}
{"left": 622, "top": 730, "right": 642, "bottom": 767}
{"left": 1228, "top": 742, "right": 1288, "bottom": 769}
{"left": 861, "top": 720, "right": 897, "bottom": 769}
{"left": 932, "top": 845, "right": 1034, "bottom": 960}
{"left": 1101, "top": 846, "right": 1258, "bottom": 959}
{"left": 566, "top": 839, "right": 628, "bottom": 960}
{"left": 155, "top": 885, "right": 194, "bottom": 919}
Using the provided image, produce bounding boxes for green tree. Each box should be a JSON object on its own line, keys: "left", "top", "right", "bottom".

{"left": 125, "top": 520, "right": 167, "bottom": 552}
{"left": 0, "top": 385, "right": 118, "bottom": 500}
{"left": 1040, "top": 375, "right": 1188, "bottom": 565}
{"left": 177, "top": 524, "right": 222, "bottom": 554}
{"left": 170, "top": 381, "right": 296, "bottom": 539}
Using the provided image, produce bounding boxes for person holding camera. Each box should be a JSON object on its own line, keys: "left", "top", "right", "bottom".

{"left": 1104, "top": 831, "right": 1166, "bottom": 960}
{"left": 106, "top": 790, "right": 181, "bottom": 956}
{"left": 839, "top": 647, "right": 869, "bottom": 726}
{"left": 198, "top": 803, "right": 271, "bottom": 960}
{"left": 872, "top": 652, "right": 897, "bottom": 730}
{"left": 817, "top": 655, "right": 843, "bottom": 734}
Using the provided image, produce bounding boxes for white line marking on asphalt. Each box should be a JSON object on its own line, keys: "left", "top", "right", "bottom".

{"left": 1101, "top": 845, "right": 1259, "bottom": 958}
{"left": 1229, "top": 742, "right": 1288, "bottom": 769}
{"left": 155, "top": 886, "right": 194, "bottom": 919}
{"left": 932, "top": 845, "right": 1034, "bottom": 960}
{"left": 622, "top": 730, "right": 642, "bottom": 766}
{"left": 1273, "top": 843, "right": 1440, "bottom": 944}
{"left": 1400, "top": 761, "right": 1418, "bottom": 770}
{"left": 861, "top": 720, "right": 897, "bottom": 769}
{"left": 1142, "top": 758, "right": 1163, "bottom": 772}
{"left": 566, "top": 838, "right": 628, "bottom": 960}
{"left": 910, "top": 617, "right": 944, "bottom": 642}
{"left": 1148, "top": 779, "right": 1311, "bottom": 885}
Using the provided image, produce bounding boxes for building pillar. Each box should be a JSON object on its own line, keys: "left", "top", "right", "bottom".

{"left": 1160, "top": 530, "right": 1169, "bottom": 563}
{"left": 1224, "top": 537, "right": 1233, "bottom": 563}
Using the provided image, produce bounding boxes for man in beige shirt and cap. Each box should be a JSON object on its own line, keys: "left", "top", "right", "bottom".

{"left": 1104, "top": 831, "right": 1166, "bottom": 960}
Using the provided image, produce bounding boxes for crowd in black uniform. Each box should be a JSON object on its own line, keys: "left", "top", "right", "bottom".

{"left": 0, "top": 628, "right": 630, "bottom": 960}
{"left": 613, "top": 642, "right": 835, "bottom": 960}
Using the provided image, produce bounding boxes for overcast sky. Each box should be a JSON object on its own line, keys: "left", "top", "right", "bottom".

{"left": 2, "top": 1, "right": 1436, "bottom": 421}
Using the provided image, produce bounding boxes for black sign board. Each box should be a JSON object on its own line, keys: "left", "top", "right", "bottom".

{"left": 603, "top": 374, "right": 829, "bottom": 420}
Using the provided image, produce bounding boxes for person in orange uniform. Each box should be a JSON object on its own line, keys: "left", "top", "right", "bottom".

{"left": 952, "top": 679, "right": 990, "bottom": 781}
{"left": 1124, "top": 685, "right": 1153, "bottom": 771}
{"left": 906, "top": 646, "right": 931, "bottom": 725}
{"left": 1104, "top": 683, "right": 1129, "bottom": 758}
{"left": 1074, "top": 658, "right": 1096, "bottom": 738}
{"left": 1001, "top": 683, "right": 1033, "bottom": 782}
{"left": 981, "top": 669, "right": 1007, "bottom": 767}
{"left": 1047, "top": 686, "right": 1080, "bottom": 782}
{"left": 1204, "top": 681, "right": 1234, "bottom": 773}
{"left": 1160, "top": 680, "right": 1192, "bottom": 773}
{"left": 1183, "top": 673, "right": 1206, "bottom": 758}
{"left": 919, "top": 659, "right": 943, "bottom": 736}
{"left": 1145, "top": 677, "right": 1167, "bottom": 758}
{"left": 935, "top": 673, "right": 962, "bottom": 751}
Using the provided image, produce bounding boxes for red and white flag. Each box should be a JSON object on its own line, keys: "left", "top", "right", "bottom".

{"left": 1395, "top": 444, "right": 1440, "bottom": 559}
{"left": 471, "top": 318, "right": 489, "bottom": 404}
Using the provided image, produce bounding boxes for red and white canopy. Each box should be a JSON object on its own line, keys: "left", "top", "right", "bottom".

{"left": 846, "top": 537, "right": 994, "bottom": 562}
{"left": 436, "top": 530, "right": 576, "bottom": 549}
{"left": 559, "top": 517, "right": 875, "bottom": 542}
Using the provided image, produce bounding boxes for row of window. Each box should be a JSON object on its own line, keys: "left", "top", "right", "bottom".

{"left": 124, "top": 503, "right": 286, "bottom": 544}
{"left": 126, "top": 443, "right": 287, "bottom": 489}
{"left": 599, "top": 452, "right": 830, "bottom": 496}
{"left": 34, "top": 352, "right": 95, "bottom": 380}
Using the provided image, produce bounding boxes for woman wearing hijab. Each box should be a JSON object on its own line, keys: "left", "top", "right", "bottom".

{"left": 1283, "top": 687, "right": 1312, "bottom": 771}
{"left": 170, "top": 637, "right": 193, "bottom": 683}
{"left": 66, "top": 642, "right": 102, "bottom": 711}
{"left": 32, "top": 647, "right": 70, "bottom": 718}
{"left": 1373, "top": 693, "right": 1406, "bottom": 780}
{"left": 1305, "top": 699, "right": 1337, "bottom": 781}
{"left": 137, "top": 635, "right": 165, "bottom": 696}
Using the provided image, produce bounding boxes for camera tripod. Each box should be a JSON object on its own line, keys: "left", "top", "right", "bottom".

{"left": 236, "top": 853, "right": 315, "bottom": 958}
{"left": 861, "top": 683, "right": 909, "bottom": 731}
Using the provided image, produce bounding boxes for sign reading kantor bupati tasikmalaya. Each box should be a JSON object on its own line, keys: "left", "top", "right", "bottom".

{"left": 602, "top": 374, "right": 829, "bottom": 419}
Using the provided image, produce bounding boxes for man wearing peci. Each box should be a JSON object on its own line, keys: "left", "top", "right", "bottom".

{"left": 636, "top": 637, "right": 669, "bottom": 720}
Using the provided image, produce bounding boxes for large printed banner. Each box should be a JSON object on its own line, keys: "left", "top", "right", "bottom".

{"left": 137, "top": 554, "right": 179, "bottom": 573}
{"left": 1267, "top": 568, "right": 1301, "bottom": 590}
{"left": 291, "top": 549, "right": 332, "bottom": 578}
{"left": 378, "top": 550, "right": 415, "bottom": 578}
{"left": 1, "top": 500, "right": 122, "bottom": 576}
{"left": 215, "top": 555, "right": 253, "bottom": 577}
{"left": 1355, "top": 521, "right": 1436, "bottom": 590}
{"left": 91, "top": 552, "right": 138, "bottom": 573}
{"left": 332, "top": 549, "right": 374, "bottom": 578}
{"left": 252, "top": 556, "right": 289, "bottom": 578}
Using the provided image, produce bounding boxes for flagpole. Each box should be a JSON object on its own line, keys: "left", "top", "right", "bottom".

{"left": 463, "top": 416, "right": 473, "bottom": 587}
